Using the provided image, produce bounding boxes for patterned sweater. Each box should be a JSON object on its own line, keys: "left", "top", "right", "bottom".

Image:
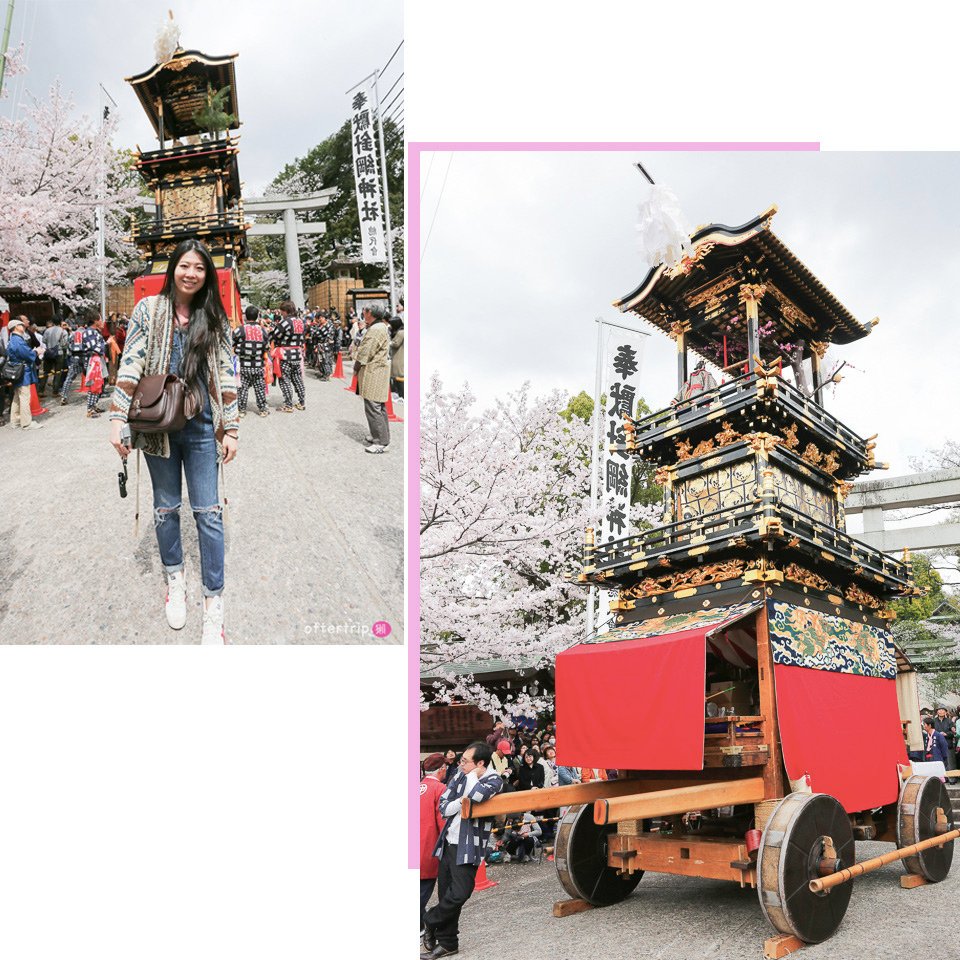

{"left": 108, "top": 294, "right": 240, "bottom": 462}
{"left": 432, "top": 770, "right": 503, "bottom": 866}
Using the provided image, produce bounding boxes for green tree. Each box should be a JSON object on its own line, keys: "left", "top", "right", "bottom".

{"left": 891, "top": 553, "right": 945, "bottom": 622}
{"left": 559, "top": 389, "right": 662, "bottom": 515}
{"left": 260, "top": 117, "right": 403, "bottom": 291}
{"left": 191, "top": 85, "right": 237, "bottom": 139}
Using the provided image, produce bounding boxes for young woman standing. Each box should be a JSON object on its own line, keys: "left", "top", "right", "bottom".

{"left": 108, "top": 239, "right": 239, "bottom": 644}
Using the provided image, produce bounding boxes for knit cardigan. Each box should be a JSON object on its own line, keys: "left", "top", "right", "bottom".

{"left": 108, "top": 294, "right": 240, "bottom": 462}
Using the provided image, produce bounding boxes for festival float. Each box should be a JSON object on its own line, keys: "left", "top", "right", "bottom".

{"left": 463, "top": 206, "right": 956, "bottom": 954}
{"left": 125, "top": 25, "right": 247, "bottom": 323}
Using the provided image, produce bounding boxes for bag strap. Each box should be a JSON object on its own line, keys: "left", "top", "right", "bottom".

{"left": 134, "top": 449, "right": 141, "bottom": 540}
{"left": 211, "top": 338, "right": 231, "bottom": 529}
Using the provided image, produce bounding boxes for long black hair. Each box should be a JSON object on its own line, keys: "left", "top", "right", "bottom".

{"left": 161, "top": 238, "right": 228, "bottom": 392}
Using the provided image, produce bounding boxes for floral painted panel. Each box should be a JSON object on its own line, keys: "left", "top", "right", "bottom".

{"left": 676, "top": 461, "right": 758, "bottom": 520}
{"left": 768, "top": 601, "right": 895, "bottom": 679}
{"left": 772, "top": 467, "right": 836, "bottom": 527}
{"left": 591, "top": 602, "right": 761, "bottom": 644}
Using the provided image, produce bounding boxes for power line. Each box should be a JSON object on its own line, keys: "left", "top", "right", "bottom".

{"left": 421, "top": 153, "right": 453, "bottom": 265}
{"left": 383, "top": 86, "right": 403, "bottom": 114}
{"left": 420, "top": 152, "right": 437, "bottom": 202}
{"left": 380, "top": 39, "right": 403, "bottom": 77}
{"left": 382, "top": 71, "right": 403, "bottom": 102}
{"left": 386, "top": 99, "right": 404, "bottom": 121}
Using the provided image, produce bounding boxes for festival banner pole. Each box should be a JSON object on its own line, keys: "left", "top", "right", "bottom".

{"left": 594, "top": 318, "right": 650, "bottom": 635}
{"left": 587, "top": 317, "right": 605, "bottom": 638}
{"left": 372, "top": 70, "right": 397, "bottom": 315}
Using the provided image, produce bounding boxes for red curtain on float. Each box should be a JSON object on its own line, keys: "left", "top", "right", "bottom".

{"left": 774, "top": 663, "right": 908, "bottom": 813}
{"left": 556, "top": 627, "right": 708, "bottom": 771}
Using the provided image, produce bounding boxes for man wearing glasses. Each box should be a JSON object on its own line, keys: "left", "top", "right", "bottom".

{"left": 421, "top": 741, "right": 503, "bottom": 958}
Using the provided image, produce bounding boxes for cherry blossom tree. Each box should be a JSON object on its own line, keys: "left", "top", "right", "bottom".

{"left": 0, "top": 79, "right": 139, "bottom": 308}
{"left": 420, "top": 376, "right": 662, "bottom": 718}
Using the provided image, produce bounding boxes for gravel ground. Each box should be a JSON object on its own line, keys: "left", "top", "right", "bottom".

{"left": 432, "top": 838, "right": 958, "bottom": 959}
{"left": 0, "top": 370, "right": 403, "bottom": 643}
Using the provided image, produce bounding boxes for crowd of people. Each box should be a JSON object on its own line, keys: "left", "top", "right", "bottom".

{"left": 918, "top": 705, "right": 960, "bottom": 769}
{"left": 0, "top": 297, "right": 405, "bottom": 453}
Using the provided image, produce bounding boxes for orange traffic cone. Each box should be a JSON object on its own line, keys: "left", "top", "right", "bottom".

{"left": 386, "top": 391, "right": 403, "bottom": 423}
{"left": 333, "top": 350, "right": 345, "bottom": 379}
{"left": 474, "top": 860, "right": 498, "bottom": 891}
{"left": 29, "top": 383, "right": 48, "bottom": 416}
{"left": 344, "top": 372, "right": 357, "bottom": 393}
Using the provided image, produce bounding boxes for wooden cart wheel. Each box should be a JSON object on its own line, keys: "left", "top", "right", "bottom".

{"left": 554, "top": 803, "right": 642, "bottom": 906}
{"left": 757, "top": 792, "right": 855, "bottom": 944}
{"left": 897, "top": 774, "right": 955, "bottom": 882}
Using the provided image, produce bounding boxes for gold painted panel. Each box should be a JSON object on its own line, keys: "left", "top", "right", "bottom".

{"left": 162, "top": 183, "right": 217, "bottom": 223}
{"left": 675, "top": 460, "right": 758, "bottom": 520}
{"left": 772, "top": 467, "right": 836, "bottom": 527}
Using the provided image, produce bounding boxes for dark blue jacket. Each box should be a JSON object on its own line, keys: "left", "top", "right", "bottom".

{"left": 924, "top": 729, "right": 951, "bottom": 765}
{"left": 6, "top": 333, "right": 38, "bottom": 387}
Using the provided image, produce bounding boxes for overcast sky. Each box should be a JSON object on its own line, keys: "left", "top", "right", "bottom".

{"left": 2, "top": 0, "right": 402, "bottom": 195}
{"left": 420, "top": 150, "right": 960, "bottom": 481}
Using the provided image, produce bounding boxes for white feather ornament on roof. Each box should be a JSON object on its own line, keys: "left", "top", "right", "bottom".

{"left": 635, "top": 166, "right": 693, "bottom": 269}
{"left": 154, "top": 10, "right": 181, "bottom": 65}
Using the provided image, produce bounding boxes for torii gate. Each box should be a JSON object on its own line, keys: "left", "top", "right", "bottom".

{"left": 244, "top": 189, "right": 337, "bottom": 310}
{"left": 846, "top": 468, "right": 960, "bottom": 552}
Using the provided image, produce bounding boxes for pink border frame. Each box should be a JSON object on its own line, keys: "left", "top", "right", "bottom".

{"left": 407, "top": 139, "right": 820, "bottom": 868}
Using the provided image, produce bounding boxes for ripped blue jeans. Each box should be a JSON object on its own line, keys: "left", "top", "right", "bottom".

{"left": 144, "top": 401, "right": 224, "bottom": 596}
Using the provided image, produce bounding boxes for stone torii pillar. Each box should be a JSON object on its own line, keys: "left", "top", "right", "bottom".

{"left": 244, "top": 189, "right": 337, "bottom": 309}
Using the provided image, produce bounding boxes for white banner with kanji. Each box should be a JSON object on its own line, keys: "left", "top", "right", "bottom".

{"left": 349, "top": 84, "right": 386, "bottom": 264}
{"left": 596, "top": 324, "right": 647, "bottom": 633}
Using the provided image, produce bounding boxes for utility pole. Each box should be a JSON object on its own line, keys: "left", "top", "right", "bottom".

{"left": 0, "top": 0, "right": 16, "bottom": 99}
{"left": 97, "top": 83, "right": 118, "bottom": 321}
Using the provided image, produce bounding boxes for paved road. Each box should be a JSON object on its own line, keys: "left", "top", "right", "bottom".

{"left": 0, "top": 370, "right": 403, "bottom": 644}
{"left": 441, "top": 838, "right": 957, "bottom": 959}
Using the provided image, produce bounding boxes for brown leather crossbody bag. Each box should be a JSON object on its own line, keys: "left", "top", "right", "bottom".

{"left": 127, "top": 300, "right": 200, "bottom": 433}
{"left": 128, "top": 372, "right": 188, "bottom": 433}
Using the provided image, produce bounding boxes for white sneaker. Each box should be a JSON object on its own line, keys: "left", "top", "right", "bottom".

{"left": 165, "top": 570, "right": 187, "bottom": 629}
{"left": 23, "top": 421, "right": 44, "bottom": 430}
{"left": 365, "top": 443, "right": 387, "bottom": 454}
{"left": 201, "top": 595, "right": 226, "bottom": 645}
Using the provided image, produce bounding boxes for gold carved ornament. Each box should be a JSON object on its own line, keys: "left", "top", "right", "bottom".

{"left": 781, "top": 423, "right": 800, "bottom": 450}
{"left": 714, "top": 421, "right": 740, "bottom": 446}
{"left": 739, "top": 283, "right": 767, "bottom": 304}
{"left": 809, "top": 340, "right": 829, "bottom": 360}
{"left": 766, "top": 284, "right": 815, "bottom": 330}
{"left": 668, "top": 320, "right": 691, "bottom": 341}
{"left": 686, "top": 273, "right": 739, "bottom": 309}
{"left": 784, "top": 563, "right": 832, "bottom": 592}
{"left": 692, "top": 438, "right": 716, "bottom": 458}
{"left": 844, "top": 582, "right": 883, "bottom": 610}
{"left": 744, "top": 432, "right": 779, "bottom": 455}
{"left": 801, "top": 442, "right": 823, "bottom": 468}
{"left": 821, "top": 451, "right": 841, "bottom": 475}
{"left": 620, "top": 559, "right": 746, "bottom": 600}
